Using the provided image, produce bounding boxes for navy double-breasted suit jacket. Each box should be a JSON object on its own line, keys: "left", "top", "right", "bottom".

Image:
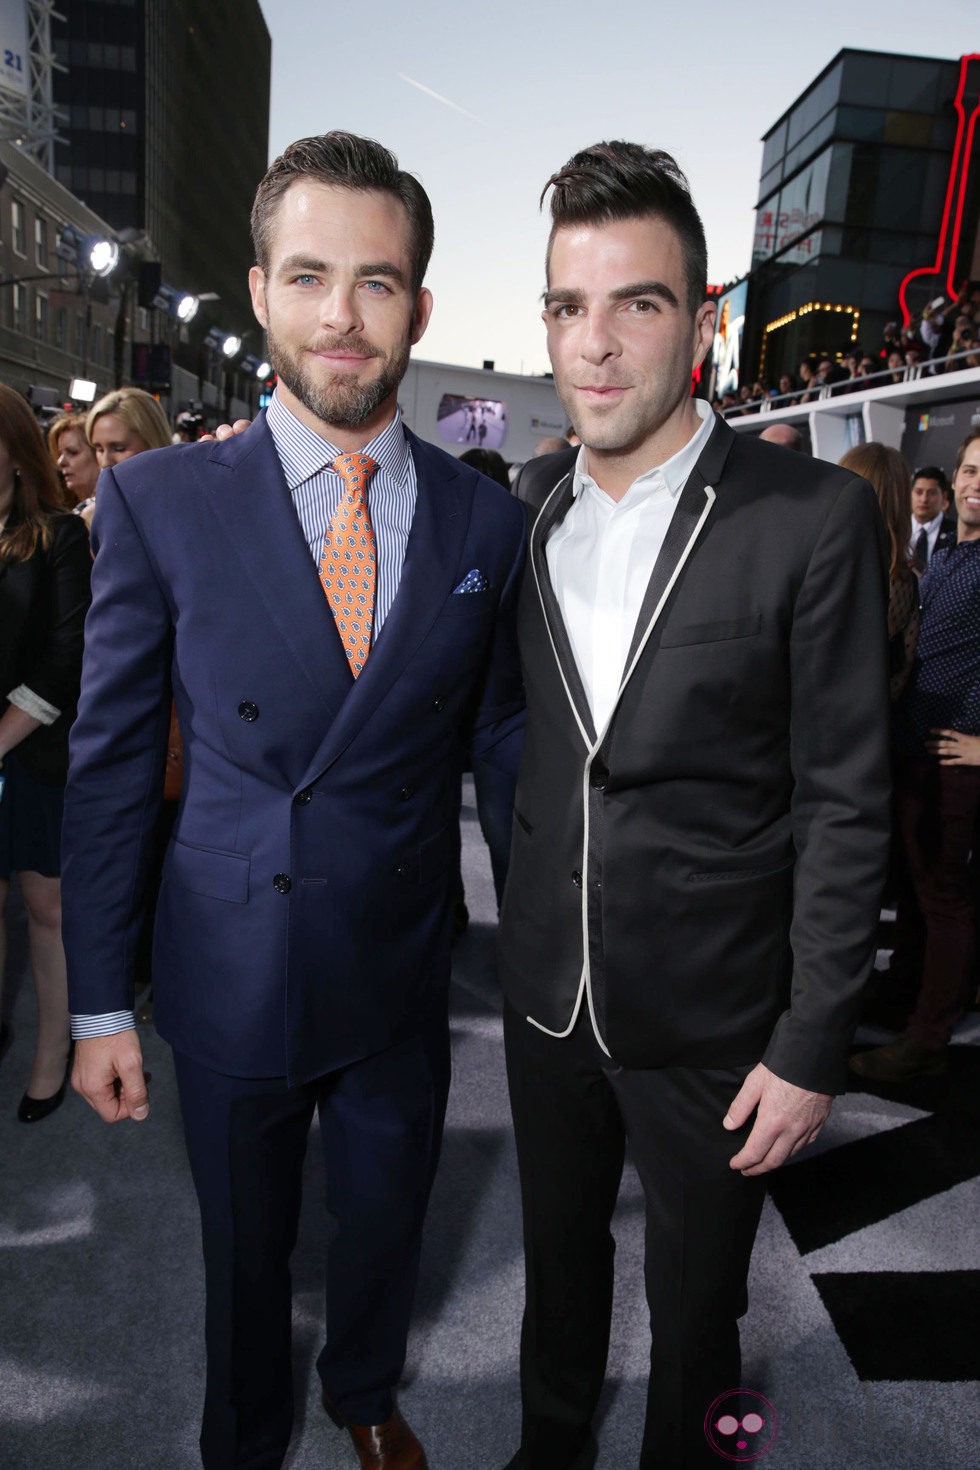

{"left": 62, "top": 414, "right": 525, "bottom": 1085}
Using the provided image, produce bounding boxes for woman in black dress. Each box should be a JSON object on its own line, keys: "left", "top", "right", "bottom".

{"left": 0, "top": 384, "right": 92, "bottom": 1121}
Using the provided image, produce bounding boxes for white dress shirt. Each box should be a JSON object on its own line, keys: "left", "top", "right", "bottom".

{"left": 908, "top": 510, "right": 946, "bottom": 564}
{"left": 546, "top": 400, "right": 715, "bottom": 732}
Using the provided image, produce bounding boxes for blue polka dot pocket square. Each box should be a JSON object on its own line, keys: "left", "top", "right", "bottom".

{"left": 452, "top": 569, "right": 489, "bottom": 594}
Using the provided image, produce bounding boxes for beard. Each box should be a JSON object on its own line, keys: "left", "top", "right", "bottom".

{"left": 266, "top": 324, "right": 412, "bottom": 430}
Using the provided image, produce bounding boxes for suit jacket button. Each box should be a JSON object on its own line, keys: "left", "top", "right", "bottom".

{"left": 432, "top": 696, "right": 446, "bottom": 711}
{"left": 571, "top": 869, "right": 583, "bottom": 888}
{"left": 295, "top": 788, "right": 313, "bottom": 805}
{"left": 590, "top": 765, "right": 608, "bottom": 791}
{"left": 398, "top": 784, "right": 415, "bottom": 801}
{"left": 238, "top": 700, "right": 259, "bottom": 722}
{"left": 395, "top": 863, "right": 408, "bottom": 878}
{"left": 273, "top": 873, "right": 292, "bottom": 894}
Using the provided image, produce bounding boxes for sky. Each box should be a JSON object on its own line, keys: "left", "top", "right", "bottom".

{"left": 256, "top": 0, "right": 976, "bottom": 377}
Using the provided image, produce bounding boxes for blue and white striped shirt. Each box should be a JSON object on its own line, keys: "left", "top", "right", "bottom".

{"left": 267, "top": 390, "right": 416, "bottom": 640}
{"left": 71, "top": 394, "right": 419, "bottom": 1040}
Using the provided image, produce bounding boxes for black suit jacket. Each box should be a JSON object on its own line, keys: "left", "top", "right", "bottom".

{"left": 498, "top": 417, "right": 891, "bottom": 1095}
{"left": 0, "top": 513, "right": 91, "bottom": 784}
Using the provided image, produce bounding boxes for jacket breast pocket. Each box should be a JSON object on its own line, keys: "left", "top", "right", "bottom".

{"left": 660, "top": 613, "right": 762, "bottom": 649}
{"left": 439, "top": 589, "right": 495, "bottom": 617}
{"left": 167, "top": 839, "right": 250, "bottom": 904}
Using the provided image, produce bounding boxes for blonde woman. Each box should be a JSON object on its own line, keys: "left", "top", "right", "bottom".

{"left": 47, "top": 412, "right": 100, "bottom": 509}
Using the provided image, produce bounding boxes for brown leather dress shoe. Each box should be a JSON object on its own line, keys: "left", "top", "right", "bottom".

{"left": 322, "top": 1390, "right": 428, "bottom": 1469}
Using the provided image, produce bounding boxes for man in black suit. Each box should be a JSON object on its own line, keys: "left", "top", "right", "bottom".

{"left": 909, "top": 465, "right": 956, "bottom": 572}
{"left": 497, "top": 142, "right": 890, "bottom": 1469}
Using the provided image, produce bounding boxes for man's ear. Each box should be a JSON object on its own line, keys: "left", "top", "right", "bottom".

{"left": 693, "top": 299, "right": 716, "bottom": 371}
{"left": 411, "top": 287, "right": 433, "bottom": 346}
{"left": 249, "top": 266, "right": 269, "bottom": 329}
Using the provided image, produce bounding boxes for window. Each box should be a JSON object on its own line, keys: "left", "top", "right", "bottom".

{"left": 74, "top": 314, "right": 85, "bottom": 358}
{"left": 11, "top": 199, "right": 24, "bottom": 255}
{"left": 35, "top": 293, "right": 48, "bottom": 341}
{"left": 35, "top": 216, "right": 47, "bottom": 270}
{"left": 56, "top": 306, "right": 67, "bottom": 350}
{"left": 12, "top": 283, "right": 26, "bottom": 332}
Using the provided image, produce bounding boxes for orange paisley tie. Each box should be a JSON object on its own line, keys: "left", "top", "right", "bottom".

{"left": 318, "top": 452, "right": 378, "bottom": 677}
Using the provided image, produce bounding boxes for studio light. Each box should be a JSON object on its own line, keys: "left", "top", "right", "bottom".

{"left": 68, "top": 377, "right": 98, "bottom": 403}
{"left": 87, "top": 238, "right": 119, "bottom": 277}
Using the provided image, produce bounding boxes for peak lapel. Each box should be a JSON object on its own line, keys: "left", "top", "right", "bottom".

{"left": 201, "top": 415, "right": 352, "bottom": 714}
{"left": 618, "top": 413, "right": 735, "bottom": 691}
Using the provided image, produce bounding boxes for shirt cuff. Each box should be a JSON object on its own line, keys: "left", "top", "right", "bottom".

{"left": 70, "top": 1011, "right": 136, "bottom": 1039}
{"left": 7, "top": 684, "right": 60, "bottom": 725}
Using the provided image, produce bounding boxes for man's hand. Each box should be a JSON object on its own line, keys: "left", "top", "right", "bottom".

{"left": 205, "top": 419, "right": 252, "bottom": 442}
{"left": 72, "top": 1031, "right": 150, "bottom": 1124}
{"left": 724, "top": 1062, "right": 831, "bottom": 1177}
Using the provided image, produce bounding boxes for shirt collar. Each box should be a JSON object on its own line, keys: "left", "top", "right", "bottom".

{"left": 911, "top": 510, "right": 945, "bottom": 538}
{"left": 266, "top": 390, "right": 410, "bottom": 491}
{"left": 571, "top": 397, "right": 715, "bottom": 505}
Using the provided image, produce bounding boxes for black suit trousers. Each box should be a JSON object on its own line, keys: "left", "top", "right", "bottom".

{"left": 173, "top": 1017, "right": 449, "bottom": 1470}
{"left": 503, "top": 1003, "right": 767, "bottom": 1470}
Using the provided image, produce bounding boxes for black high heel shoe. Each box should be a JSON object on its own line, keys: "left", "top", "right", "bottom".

{"left": 17, "top": 1050, "right": 72, "bottom": 1123}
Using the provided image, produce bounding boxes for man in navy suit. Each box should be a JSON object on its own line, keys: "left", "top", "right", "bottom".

{"left": 62, "top": 133, "right": 525, "bottom": 1470}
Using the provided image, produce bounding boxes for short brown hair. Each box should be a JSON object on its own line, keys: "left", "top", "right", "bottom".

{"left": 250, "top": 131, "right": 434, "bottom": 295}
{"left": 540, "top": 140, "right": 708, "bottom": 314}
{"left": 955, "top": 430, "right": 980, "bottom": 472}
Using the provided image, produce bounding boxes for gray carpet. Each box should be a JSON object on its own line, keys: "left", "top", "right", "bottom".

{"left": 1, "top": 780, "right": 977, "bottom": 1469}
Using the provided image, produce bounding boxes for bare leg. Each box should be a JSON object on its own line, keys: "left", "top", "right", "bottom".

{"left": 18, "top": 871, "right": 70, "bottom": 1098}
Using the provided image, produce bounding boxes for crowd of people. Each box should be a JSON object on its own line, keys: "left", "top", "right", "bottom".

{"left": 716, "top": 279, "right": 980, "bottom": 415}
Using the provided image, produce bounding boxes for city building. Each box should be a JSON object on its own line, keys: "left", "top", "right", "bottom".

{"left": 739, "top": 49, "right": 980, "bottom": 386}
{"left": 49, "top": 0, "right": 270, "bottom": 413}
{"left": 0, "top": 135, "right": 147, "bottom": 408}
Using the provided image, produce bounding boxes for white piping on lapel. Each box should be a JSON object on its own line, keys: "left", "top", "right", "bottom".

{"left": 524, "top": 478, "right": 718, "bottom": 1056}
{"left": 578, "top": 480, "right": 717, "bottom": 1054}
{"left": 528, "top": 473, "right": 592, "bottom": 752}
{"left": 595, "top": 482, "right": 717, "bottom": 752}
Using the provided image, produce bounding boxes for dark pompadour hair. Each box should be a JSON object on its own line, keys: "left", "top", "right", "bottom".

{"left": 251, "top": 131, "right": 434, "bottom": 294}
{"left": 541, "top": 141, "right": 708, "bottom": 315}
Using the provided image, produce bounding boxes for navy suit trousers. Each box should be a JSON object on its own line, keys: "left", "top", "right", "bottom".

{"left": 173, "top": 1016, "right": 450, "bottom": 1470}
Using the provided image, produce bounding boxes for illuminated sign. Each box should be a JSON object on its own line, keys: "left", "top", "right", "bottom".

{"left": 899, "top": 53, "right": 980, "bottom": 325}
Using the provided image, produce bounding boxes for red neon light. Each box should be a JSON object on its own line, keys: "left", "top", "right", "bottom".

{"left": 898, "top": 54, "right": 980, "bottom": 326}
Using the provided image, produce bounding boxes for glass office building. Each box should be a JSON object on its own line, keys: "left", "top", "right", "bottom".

{"left": 745, "top": 49, "right": 979, "bottom": 384}
{"left": 50, "top": 1, "right": 270, "bottom": 335}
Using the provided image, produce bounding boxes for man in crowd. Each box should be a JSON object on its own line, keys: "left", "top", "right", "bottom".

{"left": 61, "top": 132, "right": 525, "bottom": 1470}
{"left": 909, "top": 464, "right": 956, "bottom": 572}
{"left": 759, "top": 422, "right": 805, "bottom": 451}
{"left": 498, "top": 140, "right": 890, "bottom": 1469}
{"left": 852, "top": 431, "right": 980, "bottom": 1083}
